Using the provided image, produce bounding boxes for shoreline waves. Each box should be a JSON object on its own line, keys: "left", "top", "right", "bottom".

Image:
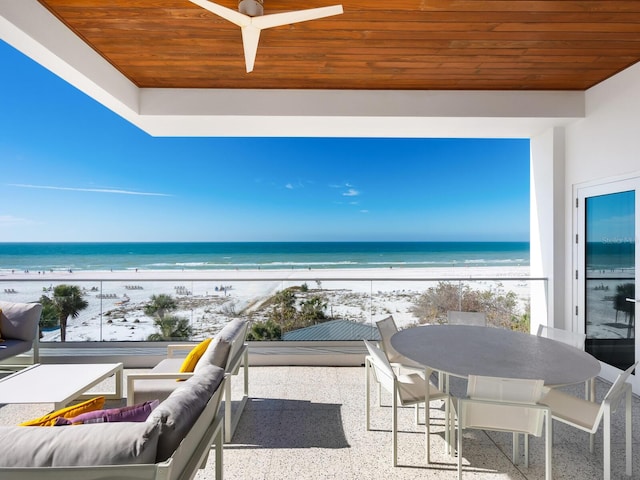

{"left": 0, "top": 241, "right": 529, "bottom": 273}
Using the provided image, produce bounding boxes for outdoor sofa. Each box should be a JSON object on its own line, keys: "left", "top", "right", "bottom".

{"left": 0, "top": 300, "right": 41, "bottom": 365}
{"left": 0, "top": 363, "right": 227, "bottom": 480}
{"left": 127, "top": 318, "right": 249, "bottom": 442}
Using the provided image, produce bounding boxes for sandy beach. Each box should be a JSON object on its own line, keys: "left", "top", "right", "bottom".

{"left": 0, "top": 266, "right": 533, "bottom": 342}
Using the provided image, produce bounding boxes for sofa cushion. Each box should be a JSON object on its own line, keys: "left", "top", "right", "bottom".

{"left": 195, "top": 319, "right": 247, "bottom": 373}
{"left": 130, "top": 358, "right": 186, "bottom": 404}
{"left": 55, "top": 399, "right": 160, "bottom": 425}
{"left": 20, "top": 396, "right": 105, "bottom": 427}
{"left": 179, "top": 338, "right": 212, "bottom": 373}
{"left": 147, "top": 364, "right": 224, "bottom": 462}
{"left": 0, "top": 301, "right": 42, "bottom": 342}
{"left": 0, "top": 421, "right": 159, "bottom": 467}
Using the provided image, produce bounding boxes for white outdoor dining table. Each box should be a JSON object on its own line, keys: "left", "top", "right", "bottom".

{"left": 390, "top": 324, "right": 601, "bottom": 387}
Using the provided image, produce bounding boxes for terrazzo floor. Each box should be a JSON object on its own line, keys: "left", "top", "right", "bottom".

{"left": 1, "top": 366, "right": 638, "bottom": 479}
{"left": 202, "top": 366, "right": 640, "bottom": 480}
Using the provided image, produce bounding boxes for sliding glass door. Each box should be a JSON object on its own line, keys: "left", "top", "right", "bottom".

{"left": 577, "top": 178, "right": 638, "bottom": 382}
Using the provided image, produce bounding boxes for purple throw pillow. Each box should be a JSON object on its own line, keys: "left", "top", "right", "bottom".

{"left": 54, "top": 399, "right": 160, "bottom": 426}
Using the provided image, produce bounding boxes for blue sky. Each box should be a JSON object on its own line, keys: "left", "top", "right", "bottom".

{"left": 0, "top": 40, "right": 530, "bottom": 243}
{"left": 587, "top": 190, "right": 635, "bottom": 243}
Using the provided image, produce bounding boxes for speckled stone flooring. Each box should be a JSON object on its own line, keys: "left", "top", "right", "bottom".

{"left": 200, "top": 366, "right": 640, "bottom": 480}
{"left": 1, "top": 366, "right": 638, "bottom": 479}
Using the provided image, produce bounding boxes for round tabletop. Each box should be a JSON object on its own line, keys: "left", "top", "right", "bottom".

{"left": 390, "top": 324, "right": 601, "bottom": 387}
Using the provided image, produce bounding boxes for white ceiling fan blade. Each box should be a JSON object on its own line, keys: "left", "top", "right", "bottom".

{"left": 240, "top": 26, "right": 261, "bottom": 73}
{"left": 188, "top": 0, "right": 249, "bottom": 27}
{"left": 252, "top": 5, "right": 343, "bottom": 30}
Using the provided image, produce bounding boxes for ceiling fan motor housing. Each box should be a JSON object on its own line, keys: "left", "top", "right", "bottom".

{"left": 238, "top": 0, "right": 264, "bottom": 16}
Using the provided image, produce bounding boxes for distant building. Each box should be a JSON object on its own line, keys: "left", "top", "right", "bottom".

{"left": 282, "top": 319, "right": 381, "bottom": 341}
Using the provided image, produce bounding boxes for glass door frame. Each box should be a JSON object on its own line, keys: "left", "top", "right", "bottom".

{"left": 575, "top": 175, "right": 639, "bottom": 392}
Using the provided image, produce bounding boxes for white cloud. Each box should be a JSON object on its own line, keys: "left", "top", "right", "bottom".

{"left": 343, "top": 188, "right": 360, "bottom": 197}
{"left": 285, "top": 183, "right": 294, "bottom": 189}
{"left": 8, "top": 184, "right": 172, "bottom": 197}
{"left": 0, "top": 215, "right": 34, "bottom": 226}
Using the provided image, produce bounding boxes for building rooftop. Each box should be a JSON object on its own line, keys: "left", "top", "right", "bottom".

{"left": 282, "top": 319, "right": 381, "bottom": 341}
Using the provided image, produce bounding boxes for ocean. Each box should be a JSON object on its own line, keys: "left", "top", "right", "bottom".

{"left": 0, "top": 242, "right": 529, "bottom": 273}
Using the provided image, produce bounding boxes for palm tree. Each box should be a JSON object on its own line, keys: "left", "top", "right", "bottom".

{"left": 144, "top": 294, "right": 177, "bottom": 320}
{"left": 147, "top": 315, "right": 192, "bottom": 341}
{"left": 144, "top": 294, "right": 191, "bottom": 341}
{"left": 299, "top": 295, "right": 328, "bottom": 323}
{"left": 52, "top": 284, "right": 88, "bottom": 342}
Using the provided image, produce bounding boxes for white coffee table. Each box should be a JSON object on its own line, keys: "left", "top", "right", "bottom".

{"left": 0, "top": 363, "right": 123, "bottom": 409}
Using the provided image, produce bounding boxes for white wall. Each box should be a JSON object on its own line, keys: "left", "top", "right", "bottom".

{"left": 530, "top": 127, "right": 565, "bottom": 332}
{"left": 564, "top": 61, "right": 640, "bottom": 390}
{"left": 564, "top": 62, "right": 640, "bottom": 326}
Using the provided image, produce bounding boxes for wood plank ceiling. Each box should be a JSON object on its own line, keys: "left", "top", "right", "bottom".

{"left": 38, "top": 0, "right": 640, "bottom": 90}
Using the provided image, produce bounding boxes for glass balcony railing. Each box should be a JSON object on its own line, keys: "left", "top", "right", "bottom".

{"left": 0, "top": 275, "right": 546, "bottom": 343}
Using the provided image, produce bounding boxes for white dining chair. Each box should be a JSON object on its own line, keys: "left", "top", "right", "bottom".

{"left": 364, "top": 339, "right": 450, "bottom": 466}
{"left": 447, "top": 311, "right": 487, "bottom": 326}
{"left": 375, "top": 316, "right": 424, "bottom": 372}
{"left": 536, "top": 323, "right": 593, "bottom": 445}
{"left": 539, "top": 361, "right": 637, "bottom": 480}
{"left": 457, "top": 375, "right": 552, "bottom": 480}
{"left": 536, "top": 324, "right": 586, "bottom": 349}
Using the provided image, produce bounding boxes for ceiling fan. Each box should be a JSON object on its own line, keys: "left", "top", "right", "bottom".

{"left": 189, "top": 0, "right": 343, "bottom": 73}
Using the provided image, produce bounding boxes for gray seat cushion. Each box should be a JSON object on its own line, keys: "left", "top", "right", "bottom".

{"left": 131, "top": 358, "right": 185, "bottom": 404}
{"left": 0, "top": 421, "right": 159, "bottom": 467}
{"left": 147, "top": 364, "right": 225, "bottom": 462}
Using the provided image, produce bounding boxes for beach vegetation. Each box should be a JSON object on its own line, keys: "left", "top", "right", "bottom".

{"left": 48, "top": 284, "right": 89, "bottom": 342}
{"left": 411, "top": 281, "right": 527, "bottom": 331}
{"left": 37, "top": 295, "right": 60, "bottom": 330}
{"left": 299, "top": 295, "right": 328, "bottom": 322}
{"left": 143, "top": 293, "right": 191, "bottom": 340}
{"left": 258, "top": 287, "right": 331, "bottom": 336}
{"left": 246, "top": 319, "right": 282, "bottom": 340}
{"left": 268, "top": 289, "right": 297, "bottom": 325}
{"left": 147, "top": 315, "right": 192, "bottom": 341}
{"left": 144, "top": 294, "right": 177, "bottom": 319}
{"left": 220, "top": 302, "right": 238, "bottom": 317}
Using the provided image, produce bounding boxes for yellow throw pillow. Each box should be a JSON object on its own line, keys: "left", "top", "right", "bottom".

{"left": 20, "top": 396, "right": 105, "bottom": 427}
{"left": 179, "top": 338, "right": 212, "bottom": 373}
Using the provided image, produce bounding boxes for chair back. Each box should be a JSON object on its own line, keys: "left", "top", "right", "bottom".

{"left": 461, "top": 375, "right": 545, "bottom": 437}
{"left": 375, "top": 316, "right": 401, "bottom": 362}
{"left": 447, "top": 311, "right": 486, "bottom": 326}
{"left": 600, "top": 361, "right": 638, "bottom": 417}
{"left": 536, "top": 325, "right": 586, "bottom": 349}
{"left": 363, "top": 339, "right": 396, "bottom": 393}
